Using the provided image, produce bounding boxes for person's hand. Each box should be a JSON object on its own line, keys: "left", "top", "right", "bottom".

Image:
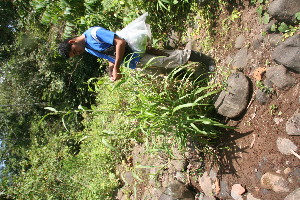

{"left": 111, "top": 67, "right": 122, "bottom": 81}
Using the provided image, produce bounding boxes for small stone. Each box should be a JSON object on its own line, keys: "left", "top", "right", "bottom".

{"left": 268, "top": 34, "right": 282, "bottom": 47}
{"left": 266, "top": 65, "right": 296, "bottom": 90}
{"left": 232, "top": 48, "right": 249, "bottom": 68}
{"left": 123, "top": 171, "right": 135, "bottom": 185}
{"left": 277, "top": 137, "right": 298, "bottom": 155}
{"left": 219, "top": 180, "right": 231, "bottom": 199}
{"left": 284, "top": 188, "right": 300, "bottom": 200}
{"left": 161, "top": 180, "right": 194, "bottom": 199}
{"left": 235, "top": 35, "right": 246, "bottom": 49}
{"left": 256, "top": 89, "right": 271, "bottom": 105}
{"left": 274, "top": 118, "right": 283, "bottom": 125}
{"left": 286, "top": 112, "right": 300, "bottom": 135}
{"left": 260, "top": 172, "right": 290, "bottom": 192}
{"left": 284, "top": 168, "right": 292, "bottom": 174}
{"left": 199, "top": 172, "right": 214, "bottom": 197}
{"left": 230, "top": 184, "right": 245, "bottom": 200}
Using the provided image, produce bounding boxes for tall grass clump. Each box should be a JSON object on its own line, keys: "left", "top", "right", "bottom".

{"left": 88, "top": 64, "right": 229, "bottom": 155}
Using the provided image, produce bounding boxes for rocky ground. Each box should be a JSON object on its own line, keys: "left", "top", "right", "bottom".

{"left": 116, "top": 0, "right": 300, "bottom": 199}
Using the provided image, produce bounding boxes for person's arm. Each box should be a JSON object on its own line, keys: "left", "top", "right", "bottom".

{"left": 111, "top": 35, "right": 126, "bottom": 81}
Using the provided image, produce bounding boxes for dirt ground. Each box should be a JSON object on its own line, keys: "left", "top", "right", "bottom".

{"left": 198, "top": 1, "right": 300, "bottom": 199}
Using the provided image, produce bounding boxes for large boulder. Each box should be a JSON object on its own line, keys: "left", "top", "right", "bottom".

{"left": 268, "top": 0, "right": 300, "bottom": 22}
{"left": 272, "top": 34, "right": 300, "bottom": 73}
{"left": 214, "top": 72, "right": 250, "bottom": 118}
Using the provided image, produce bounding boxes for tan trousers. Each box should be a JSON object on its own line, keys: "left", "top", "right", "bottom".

{"left": 138, "top": 49, "right": 191, "bottom": 68}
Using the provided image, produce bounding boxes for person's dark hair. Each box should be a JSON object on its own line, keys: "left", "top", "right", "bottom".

{"left": 58, "top": 37, "right": 74, "bottom": 59}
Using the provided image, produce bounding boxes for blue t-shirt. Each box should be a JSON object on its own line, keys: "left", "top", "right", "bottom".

{"left": 84, "top": 27, "right": 140, "bottom": 69}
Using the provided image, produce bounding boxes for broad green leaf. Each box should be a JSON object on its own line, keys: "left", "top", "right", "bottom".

{"left": 278, "top": 22, "right": 289, "bottom": 32}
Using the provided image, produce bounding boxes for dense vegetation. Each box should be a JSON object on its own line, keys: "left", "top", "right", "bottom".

{"left": 0, "top": 0, "right": 245, "bottom": 199}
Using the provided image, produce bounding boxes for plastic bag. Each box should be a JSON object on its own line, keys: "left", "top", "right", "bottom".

{"left": 116, "top": 12, "right": 151, "bottom": 53}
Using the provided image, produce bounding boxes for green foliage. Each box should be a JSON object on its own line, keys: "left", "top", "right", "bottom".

{"left": 0, "top": 0, "right": 232, "bottom": 199}
{"left": 296, "top": 12, "right": 300, "bottom": 21}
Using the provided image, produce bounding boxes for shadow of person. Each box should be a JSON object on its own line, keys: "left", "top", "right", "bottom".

{"left": 207, "top": 129, "right": 253, "bottom": 177}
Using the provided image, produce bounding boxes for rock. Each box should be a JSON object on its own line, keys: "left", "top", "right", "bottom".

{"left": 260, "top": 172, "right": 290, "bottom": 192}
{"left": 291, "top": 168, "right": 300, "bottom": 184}
{"left": 175, "top": 172, "right": 188, "bottom": 184}
{"left": 252, "top": 38, "right": 261, "bottom": 50}
{"left": 284, "top": 188, "right": 300, "bottom": 200}
{"left": 214, "top": 72, "right": 250, "bottom": 118}
{"left": 230, "top": 184, "right": 245, "bottom": 200}
{"left": 268, "top": 0, "right": 300, "bottom": 22}
{"left": 286, "top": 112, "right": 300, "bottom": 135}
{"left": 160, "top": 181, "right": 194, "bottom": 200}
{"left": 272, "top": 34, "right": 300, "bottom": 73}
{"left": 284, "top": 168, "right": 292, "bottom": 174}
{"left": 276, "top": 137, "right": 298, "bottom": 155}
{"left": 235, "top": 35, "right": 246, "bottom": 49}
{"left": 232, "top": 48, "right": 249, "bottom": 68}
{"left": 225, "top": 55, "right": 234, "bottom": 65}
{"left": 199, "top": 172, "right": 214, "bottom": 197}
{"left": 169, "top": 159, "right": 187, "bottom": 172}
{"left": 246, "top": 193, "right": 261, "bottom": 200}
{"left": 142, "top": 188, "right": 163, "bottom": 200}
{"left": 256, "top": 89, "right": 271, "bottom": 105}
{"left": 122, "top": 171, "right": 135, "bottom": 185}
{"left": 268, "top": 34, "right": 282, "bottom": 47}
{"left": 219, "top": 180, "right": 231, "bottom": 199}
{"left": 266, "top": 65, "right": 296, "bottom": 90}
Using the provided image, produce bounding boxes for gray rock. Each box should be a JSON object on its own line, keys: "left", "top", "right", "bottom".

{"left": 214, "top": 72, "right": 250, "bottom": 118}
{"left": 266, "top": 65, "right": 296, "bottom": 90}
{"left": 252, "top": 38, "right": 262, "bottom": 50}
{"left": 291, "top": 168, "right": 300, "bottom": 183}
{"left": 284, "top": 188, "right": 300, "bottom": 200}
{"left": 160, "top": 181, "right": 194, "bottom": 200}
{"left": 169, "top": 159, "right": 187, "bottom": 172}
{"left": 260, "top": 172, "right": 290, "bottom": 192}
{"left": 219, "top": 180, "right": 231, "bottom": 199}
{"left": 268, "top": 0, "right": 300, "bottom": 22}
{"left": 272, "top": 34, "right": 300, "bottom": 73}
{"left": 199, "top": 172, "right": 214, "bottom": 197}
{"left": 122, "top": 171, "right": 135, "bottom": 185}
{"left": 268, "top": 34, "right": 282, "bottom": 47}
{"left": 232, "top": 48, "right": 249, "bottom": 68}
{"left": 276, "top": 137, "right": 298, "bottom": 155}
{"left": 256, "top": 89, "right": 271, "bottom": 105}
{"left": 235, "top": 35, "right": 246, "bottom": 49}
{"left": 286, "top": 112, "right": 300, "bottom": 135}
{"left": 142, "top": 188, "right": 163, "bottom": 200}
